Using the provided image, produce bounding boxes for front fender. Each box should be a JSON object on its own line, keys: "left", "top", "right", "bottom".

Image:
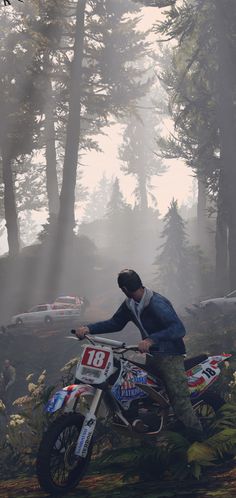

{"left": 45, "top": 384, "right": 95, "bottom": 414}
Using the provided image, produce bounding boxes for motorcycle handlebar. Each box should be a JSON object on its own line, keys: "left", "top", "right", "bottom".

{"left": 71, "top": 330, "right": 126, "bottom": 347}
{"left": 70, "top": 330, "right": 160, "bottom": 353}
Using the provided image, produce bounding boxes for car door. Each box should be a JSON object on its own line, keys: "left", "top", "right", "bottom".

{"left": 27, "top": 305, "right": 48, "bottom": 323}
{"left": 24, "top": 306, "right": 40, "bottom": 323}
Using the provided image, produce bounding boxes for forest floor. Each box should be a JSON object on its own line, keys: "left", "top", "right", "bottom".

{"left": 1, "top": 462, "right": 236, "bottom": 498}
{"left": 1, "top": 316, "right": 236, "bottom": 498}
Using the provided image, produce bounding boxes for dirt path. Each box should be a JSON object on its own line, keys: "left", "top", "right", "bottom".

{"left": 1, "top": 464, "right": 236, "bottom": 498}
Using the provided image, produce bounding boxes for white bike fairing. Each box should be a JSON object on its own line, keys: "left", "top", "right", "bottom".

{"left": 46, "top": 384, "right": 95, "bottom": 413}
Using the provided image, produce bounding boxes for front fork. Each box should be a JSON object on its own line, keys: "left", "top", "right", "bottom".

{"left": 74, "top": 388, "right": 103, "bottom": 458}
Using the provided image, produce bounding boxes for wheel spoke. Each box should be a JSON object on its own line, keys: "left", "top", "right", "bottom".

{"left": 37, "top": 415, "right": 92, "bottom": 494}
{"left": 195, "top": 402, "right": 216, "bottom": 429}
{"left": 49, "top": 423, "right": 81, "bottom": 486}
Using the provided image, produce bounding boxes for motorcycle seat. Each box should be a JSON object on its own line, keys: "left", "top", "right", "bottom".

{"left": 184, "top": 354, "right": 208, "bottom": 371}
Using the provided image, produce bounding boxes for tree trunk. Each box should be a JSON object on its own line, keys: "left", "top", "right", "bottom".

{"left": 45, "top": 0, "right": 86, "bottom": 299}
{"left": 138, "top": 169, "right": 148, "bottom": 212}
{"left": 215, "top": 0, "right": 236, "bottom": 291}
{"left": 215, "top": 171, "right": 228, "bottom": 293}
{"left": 2, "top": 149, "right": 20, "bottom": 256}
{"left": 44, "top": 63, "right": 60, "bottom": 218}
{"left": 58, "top": 0, "right": 86, "bottom": 234}
{"left": 197, "top": 176, "right": 207, "bottom": 247}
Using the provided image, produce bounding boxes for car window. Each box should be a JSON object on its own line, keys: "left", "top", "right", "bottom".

{"left": 37, "top": 305, "right": 49, "bottom": 311}
{"left": 29, "top": 306, "right": 38, "bottom": 312}
{"left": 226, "top": 290, "right": 236, "bottom": 298}
{"left": 29, "top": 305, "right": 48, "bottom": 312}
{"left": 55, "top": 297, "right": 76, "bottom": 304}
{"left": 53, "top": 304, "right": 69, "bottom": 309}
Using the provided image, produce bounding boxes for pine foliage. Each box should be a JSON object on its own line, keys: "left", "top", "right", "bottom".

{"left": 154, "top": 199, "right": 190, "bottom": 306}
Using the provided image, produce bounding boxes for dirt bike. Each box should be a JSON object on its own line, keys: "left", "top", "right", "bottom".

{"left": 36, "top": 332, "right": 231, "bottom": 496}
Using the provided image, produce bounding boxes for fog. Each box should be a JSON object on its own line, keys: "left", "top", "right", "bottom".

{"left": 1, "top": 1, "right": 236, "bottom": 494}
{"left": 0, "top": 0, "right": 235, "bottom": 347}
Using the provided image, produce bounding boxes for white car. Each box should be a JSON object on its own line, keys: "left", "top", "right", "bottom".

{"left": 52, "top": 296, "right": 83, "bottom": 309}
{"left": 199, "top": 290, "right": 236, "bottom": 314}
{"left": 11, "top": 304, "right": 81, "bottom": 326}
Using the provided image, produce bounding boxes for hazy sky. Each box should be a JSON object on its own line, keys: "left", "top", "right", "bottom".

{"left": 79, "top": 123, "right": 194, "bottom": 217}
{"left": 79, "top": 6, "right": 194, "bottom": 217}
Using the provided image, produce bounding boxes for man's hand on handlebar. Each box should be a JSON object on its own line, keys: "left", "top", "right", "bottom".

{"left": 138, "top": 338, "right": 155, "bottom": 353}
{"left": 75, "top": 326, "right": 90, "bottom": 339}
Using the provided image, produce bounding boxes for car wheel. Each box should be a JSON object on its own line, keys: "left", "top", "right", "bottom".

{"left": 44, "top": 316, "right": 53, "bottom": 326}
{"left": 16, "top": 318, "right": 23, "bottom": 326}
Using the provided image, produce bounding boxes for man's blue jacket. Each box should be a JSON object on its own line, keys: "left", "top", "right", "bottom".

{"left": 88, "top": 289, "right": 186, "bottom": 355}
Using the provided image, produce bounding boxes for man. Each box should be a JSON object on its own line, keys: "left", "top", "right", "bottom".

{"left": 76, "top": 269, "right": 203, "bottom": 441}
{"left": 1, "top": 359, "right": 16, "bottom": 412}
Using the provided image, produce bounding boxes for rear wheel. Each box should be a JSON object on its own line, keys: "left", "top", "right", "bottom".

{"left": 194, "top": 392, "right": 224, "bottom": 430}
{"left": 37, "top": 413, "right": 93, "bottom": 495}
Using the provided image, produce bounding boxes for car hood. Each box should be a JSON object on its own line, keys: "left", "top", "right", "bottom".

{"left": 200, "top": 298, "right": 225, "bottom": 306}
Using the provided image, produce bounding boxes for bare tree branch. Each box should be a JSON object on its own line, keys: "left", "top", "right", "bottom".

{"left": 133, "top": 0, "right": 176, "bottom": 7}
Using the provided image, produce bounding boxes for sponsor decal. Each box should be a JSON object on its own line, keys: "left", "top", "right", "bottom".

{"left": 46, "top": 385, "right": 94, "bottom": 413}
{"left": 188, "top": 360, "right": 220, "bottom": 397}
{"left": 75, "top": 415, "right": 96, "bottom": 458}
{"left": 112, "top": 366, "right": 148, "bottom": 402}
{"left": 46, "top": 390, "right": 68, "bottom": 413}
{"left": 104, "top": 361, "right": 112, "bottom": 377}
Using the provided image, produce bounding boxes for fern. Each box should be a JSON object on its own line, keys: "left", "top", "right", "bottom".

{"left": 206, "top": 428, "right": 236, "bottom": 458}
{"left": 160, "top": 430, "right": 190, "bottom": 452}
{"left": 191, "top": 462, "right": 202, "bottom": 480}
{"left": 187, "top": 442, "right": 218, "bottom": 466}
{"left": 100, "top": 446, "right": 143, "bottom": 466}
{"left": 102, "top": 431, "right": 192, "bottom": 482}
{"left": 209, "top": 403, "right": 236, "bottom": 432}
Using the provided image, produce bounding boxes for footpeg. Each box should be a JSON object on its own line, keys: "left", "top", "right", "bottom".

{"left": 132, "top": 419, "right": 149, "bottom": 433}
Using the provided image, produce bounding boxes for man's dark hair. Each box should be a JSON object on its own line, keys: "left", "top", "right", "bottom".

{"left": 117, "top": 269, "right": 143, "bottom": 292}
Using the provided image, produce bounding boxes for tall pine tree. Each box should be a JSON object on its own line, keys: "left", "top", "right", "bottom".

{"left": 154, "top": 200, "right": 193, "bottom": 307}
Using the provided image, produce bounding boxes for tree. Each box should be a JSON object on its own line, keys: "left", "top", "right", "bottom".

{"left": 0, "top": 8, "right": 43, "bottom": 255}
{"left": 82, "top": 173, "right": 113, "bottom": 223}
{"left": 154, "top": 200, "right": 189, "bottom": 306}
{"left": 214, "top": 0, "right": 236, "bottom": 291}
{"left": 119, "top": 100, "right": 165, "bottom": 212}
{"left": 22, "top": 0, "right": 70, "bottom": 220}
{"left": 56, "top": 0, "right": 151, "bottom": 235}
{"left": 154, "top": 0, "right": 236, "bottom": 292}
{"left": 154, "top": 199, "right": 209, "bottom": 307}
{"left": 57, "top": 0, "right": 87, "bottom": 236}
{"left": 45, "top": 0, "right": 152, "bottom": 297}
{"left": 106, "top": 177, "right": 129, "bottom": 219}
{"left": 104, "top": 177, "right": 135, "bottom": 261}
{"left": 155, "top": 29, "right": 219, "bottom": 245}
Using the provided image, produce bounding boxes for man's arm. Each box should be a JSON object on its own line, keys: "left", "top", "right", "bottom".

{"left": 149, "top": 296, "right": 186, "bottom": 343}
{"left": 76, "top": 302, "right": 131, "bottom": 338}
{"left": 87, "top": 303, "right": 131, "bottom": 334}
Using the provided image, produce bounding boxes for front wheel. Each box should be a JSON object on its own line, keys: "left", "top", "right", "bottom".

{"left": 36, "top": 413, "right": 93, "bottom": 496}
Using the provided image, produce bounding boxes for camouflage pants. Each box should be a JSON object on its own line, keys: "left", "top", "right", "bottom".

{"left": 145, "top": 354, "right": 203, "bottom": 433}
